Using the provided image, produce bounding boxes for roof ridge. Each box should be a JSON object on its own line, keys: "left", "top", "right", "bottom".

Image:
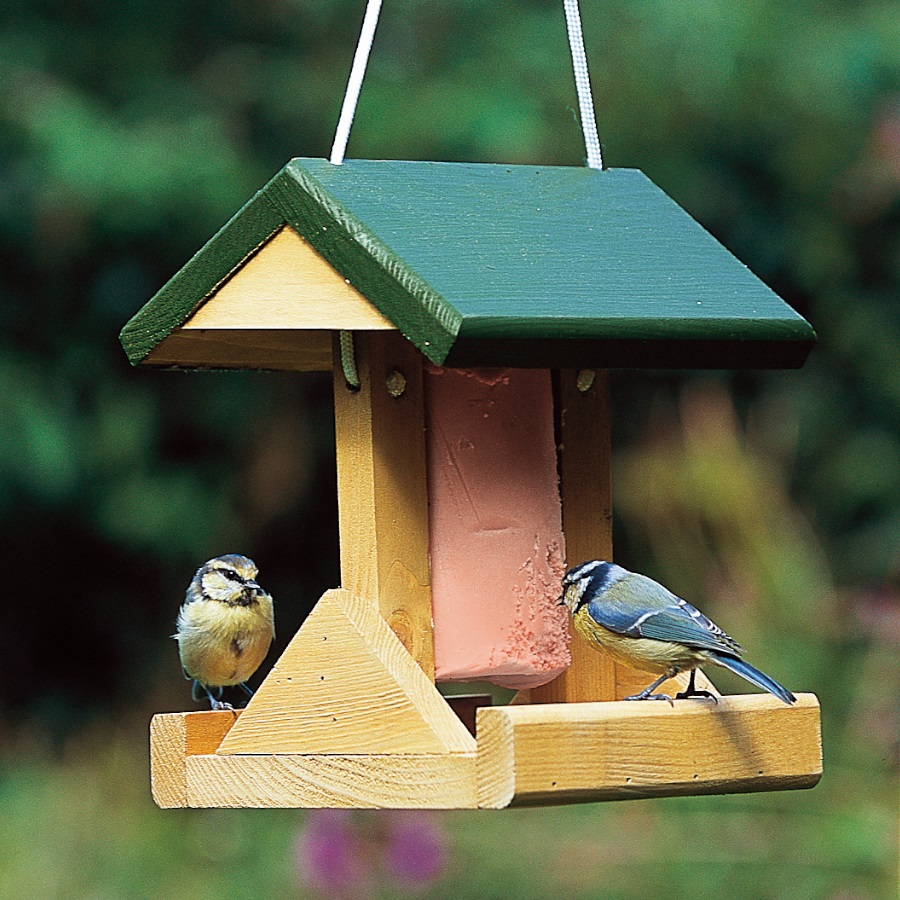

{"left": 269, "top": 160, "right": 461, "bottom": 364}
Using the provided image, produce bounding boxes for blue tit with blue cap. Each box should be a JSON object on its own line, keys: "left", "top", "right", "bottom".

{"left": 559, "top": 560, "right": 795, "bottom": 704}
{"left": 174, "top": 554, "right": 275, "bottom": 710}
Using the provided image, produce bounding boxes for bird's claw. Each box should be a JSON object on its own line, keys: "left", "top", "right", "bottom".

{"left": 210, "top": 699, "right": 235, "bottom": 711}
{"left": 675, "top": 688, "right": 718, "bottom": 704}
{"left": 624, "top": 692, "right": 675, "bottom": 706}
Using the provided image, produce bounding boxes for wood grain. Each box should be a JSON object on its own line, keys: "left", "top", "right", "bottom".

{"left": 142, "top": 328, "right": 333, "bottom": 370}
{"left": 150, "top": 713, "right": 189, "bottom": 808}
{"left": 477, "top": 693, "right": 822, "bottom": 808}
{"left": 217, "top": 589, "right": 473, "bottom": 756}
{"left": 150, "top": 710, "right": 241, "bottom": 808}
{"left": 185, "top": 752, "right": 477, "bottom": 809}
{"left": 333, "top": 331, "right": 435, "bottom": 678}
{"left": 182, "top": 226, "right": 396, "bottom": 331}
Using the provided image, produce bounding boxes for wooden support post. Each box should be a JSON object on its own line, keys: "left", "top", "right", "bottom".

{"left": 333, "top": 331, "right": 435, "bottom": 679}
{"left": 531, "top": 369, "right": 617, "bottom": 703}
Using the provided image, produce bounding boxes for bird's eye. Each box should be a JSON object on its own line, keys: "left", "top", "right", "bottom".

{"left": 219, "top": 569, "right": 243, "bottom": 583}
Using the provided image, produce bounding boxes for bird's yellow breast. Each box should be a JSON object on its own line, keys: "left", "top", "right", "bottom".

{"left": 177, "top": 597, "right": 275, "bottom": 688}
{"left": 572, "top": 607, "right": 708, "bottom": 675}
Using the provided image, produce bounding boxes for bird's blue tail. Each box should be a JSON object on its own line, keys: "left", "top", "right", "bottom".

{"left": 712, "top": 654, "right": 796, "bottom": 704}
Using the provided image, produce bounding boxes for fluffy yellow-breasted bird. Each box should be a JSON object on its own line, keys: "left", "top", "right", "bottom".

{"left": 174, "top": 554, "right": 275, "bottom": 709}
{"left": 559, "top": 560, "right": 795, "bottom": 704}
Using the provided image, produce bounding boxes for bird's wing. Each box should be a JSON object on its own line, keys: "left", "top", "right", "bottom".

{"left": 588, "top": 574, "right": 743, "bottom": 656}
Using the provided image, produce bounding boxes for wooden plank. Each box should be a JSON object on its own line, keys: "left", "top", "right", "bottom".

{"left": 184, "top": 752, "right": 477, "bottom": 809}
{"left": 476, "top": 693, "right": 822, "bottom": 809}
{"left": 150, "top": 713, "right": 189, "bottom": 808}
{"left": 217, "top": 589, "right": 474, "bottom": 756}
{"left": 332, "top": 331, "right": 435, "bottom": 678}
{"left": 150, "top": 711, "right": 242, "bottom": 807}
{"left": 182, "top": 226, "right": 396, "bottom": 331}
{"left": 531, "top": 370, "right": 616, "bottom": 703}
{"left": 142, "top": 328, "right": 333, "bottom": 370}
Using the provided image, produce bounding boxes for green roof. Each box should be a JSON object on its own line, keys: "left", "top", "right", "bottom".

{"left": 120, "top": 157, "right": 815, "bottom": 369}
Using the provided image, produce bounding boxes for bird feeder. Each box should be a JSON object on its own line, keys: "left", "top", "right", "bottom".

{"left": 122, "top": 158, "right": 822, "bottom": 809}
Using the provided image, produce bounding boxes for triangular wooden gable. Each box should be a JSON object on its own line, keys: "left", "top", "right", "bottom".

{"left": 217, "top": 589, "right": 475, "bottom": 756}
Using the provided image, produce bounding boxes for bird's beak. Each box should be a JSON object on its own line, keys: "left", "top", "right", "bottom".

{"left": 245, "top": 580, "right": 263, "bottom": 596}
{"left": 557, "top": 592, "right": 566, "bottom": 606}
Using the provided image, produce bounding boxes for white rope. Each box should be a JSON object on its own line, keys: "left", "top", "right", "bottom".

{"left": 563, "top": 0, "right": 603, "bottom": 169}
{"left": 330, "top": 0, "right": 601, "bottom": 170}
{"left": 330, "top": 0, "right": 383, "bottom": 166}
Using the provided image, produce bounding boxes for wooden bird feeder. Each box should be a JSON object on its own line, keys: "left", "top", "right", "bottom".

{"left": 122, "top": 158, "right": 822, "bottom": 809}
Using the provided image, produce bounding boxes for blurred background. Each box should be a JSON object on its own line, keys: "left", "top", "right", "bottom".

{"left": 0, "top": 0, "right": 897, "bottom": 896}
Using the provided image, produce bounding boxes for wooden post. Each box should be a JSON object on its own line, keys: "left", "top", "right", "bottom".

{"left": 531, "top": 369, "right": 616, "bottom": 703}
{"left": 332, "top": 331, "right": 435, "bottom": 679}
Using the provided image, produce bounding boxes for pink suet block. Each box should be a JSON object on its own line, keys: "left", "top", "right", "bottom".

{"left": 425, "top": 367, "right": 570, "bottom": 690}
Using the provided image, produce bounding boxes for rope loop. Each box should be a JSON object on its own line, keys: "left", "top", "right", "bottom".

{"left": 339, "top": 330, "right": 361, "bottom": 391}
{"left": 330, "top": 0, "right": 602, "bottom": 169}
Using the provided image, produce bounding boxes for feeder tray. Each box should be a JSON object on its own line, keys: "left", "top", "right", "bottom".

{"left": 124, "top": 159, "right": 821, "bottom": 809}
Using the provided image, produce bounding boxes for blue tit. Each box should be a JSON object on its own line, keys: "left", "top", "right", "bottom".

{"left": 559, "top": 560, "right": 795, "bottom": 704}
{"left": 174, "top": 554, "right": 275, "bottom": 710}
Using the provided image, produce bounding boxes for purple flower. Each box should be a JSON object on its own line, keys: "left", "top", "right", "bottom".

{"left": 383, "top": 812, "right": 446, "bottom": 889}
{"left": 294, "top": 810, "right": 447, "bottom": 897}
{"left": 295, "top": 810, "right": 368, "bottom": 898}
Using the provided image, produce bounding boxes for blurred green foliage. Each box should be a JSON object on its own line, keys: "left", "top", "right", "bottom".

{"left": 0, "top": 0, "right": 896, "bottom": 896}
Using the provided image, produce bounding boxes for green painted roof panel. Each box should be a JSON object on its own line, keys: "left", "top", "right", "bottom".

{"left": 121, "top": 157, "right": 815, "bottom": 369}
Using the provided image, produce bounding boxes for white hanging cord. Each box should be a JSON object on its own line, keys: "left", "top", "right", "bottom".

{"left": 330, "top": 0, "right": 383, "bottom": 165}
{"left": 563, "top": 0, "right": 603, "bottom": 169}
{"left": 331, "top": 0, "right": 601, "bottom": 170}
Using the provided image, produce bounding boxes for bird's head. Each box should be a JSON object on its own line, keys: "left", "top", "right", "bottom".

{"left": 557, "top": 560, "right": 625, "bottom": 615}
{"left": 190, "top": 554, "right": 267, "bottom": 607}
